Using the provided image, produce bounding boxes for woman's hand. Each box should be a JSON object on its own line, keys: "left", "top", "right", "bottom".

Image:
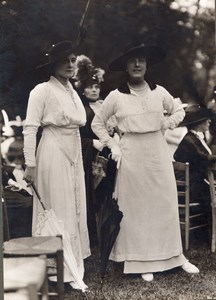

{"left": 111, "top": 144, "right": 122, "bottom": 169}
{"left": 7, "top": 179, "right": 23, "bottom": 191}
{"left": 23, "top": 166, "right": 36, "bottom": 186}
{"left": 93, "top": 139, "right": 104, "bottom": 151}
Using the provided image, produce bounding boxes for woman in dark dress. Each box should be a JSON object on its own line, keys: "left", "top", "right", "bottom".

{"left": 174, "top": 104, "right": 216, "bottom": 214}
{"left": 74, "top": 55, "right": 117, "bottom": 246}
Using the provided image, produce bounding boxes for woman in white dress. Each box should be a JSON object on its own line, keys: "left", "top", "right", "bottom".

{"left": 92, "top": 44, "right": 199, "bottom": 281}
{"left": 23, "top": 41, "right": 90, "bottom": 288}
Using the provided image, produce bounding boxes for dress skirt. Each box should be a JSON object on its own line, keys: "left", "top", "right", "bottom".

{"left": 109, "top": 130, "right": 186, "bottom": 273}
{"left": 32, "top": 126, "right": 90, "bottom": 281}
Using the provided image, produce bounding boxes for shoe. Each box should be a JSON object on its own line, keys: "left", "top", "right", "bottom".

{"left": 141, "top": 273, "right": 154, "bottom": 282}
{"left": 181, "top": 261, "right": 199, "bottom": 274}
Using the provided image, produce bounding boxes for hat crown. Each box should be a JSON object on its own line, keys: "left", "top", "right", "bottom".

{"left": 109, "top": 43, "right": 166, "bottom": 71}
{"left": 46, "top": 40, "right": 75, "bottom": 64}
{"left": 179, "top": 104, "right": 212, "bottom": 127}
{"left": 36, "top": 40, "right": 75, "bottom": 71}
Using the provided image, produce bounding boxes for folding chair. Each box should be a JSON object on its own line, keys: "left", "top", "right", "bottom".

{"left": 173, "top": 161, "right": 208, "bottom": 250}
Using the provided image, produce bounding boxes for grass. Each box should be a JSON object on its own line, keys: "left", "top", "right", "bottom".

{"left": 50, "top": 230, "right": 216, "bottom": 300}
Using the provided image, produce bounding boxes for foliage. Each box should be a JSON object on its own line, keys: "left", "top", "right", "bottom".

{"left": 0, "top": 0, "right": 215, "bottom": 118}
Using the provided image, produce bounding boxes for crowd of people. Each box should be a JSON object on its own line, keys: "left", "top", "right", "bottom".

{"left": 2, "top": 40, "right": 216, "bottom": 290}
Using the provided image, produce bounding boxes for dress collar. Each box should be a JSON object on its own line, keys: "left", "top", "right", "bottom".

{"left": 49, "top": 76, "right": 73, "bottom": 91}
{"left": 118, "top": 79, "right": 156, "bottom": 94}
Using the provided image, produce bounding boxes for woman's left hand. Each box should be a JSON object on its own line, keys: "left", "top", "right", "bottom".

{"left": 23, "top": 166, "right": 36, "bottom": 186}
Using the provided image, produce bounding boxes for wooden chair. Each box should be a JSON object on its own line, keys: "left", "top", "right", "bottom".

{"left": 2, "top": 176, "right": 64, "bottom": 299}
{"left": 207, "top": 168, "right": 216, "bottom": 252}
{"left": 4, "top": 255, "right": 48, "bottom": 300}
{"left": 173, "top": 161, "right": 208, "bottom": 250}
{"left": 3, "top": 209, "right": 64, "bottom": 300}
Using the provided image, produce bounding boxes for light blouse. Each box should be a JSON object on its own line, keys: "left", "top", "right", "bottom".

{"left": 92, "top": 83, "right": 185, "bottom": 149}
{"left": 23, "top": 76, "right": 86, "bottom": 166}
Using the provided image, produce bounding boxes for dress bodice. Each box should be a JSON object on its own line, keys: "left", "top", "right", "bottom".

{"left": 24, "top": 76, "right": 86, "bottom": 129}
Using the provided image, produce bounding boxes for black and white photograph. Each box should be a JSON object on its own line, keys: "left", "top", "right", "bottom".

{"left": 1, "top": 1, "right": 216, "bottom": 299}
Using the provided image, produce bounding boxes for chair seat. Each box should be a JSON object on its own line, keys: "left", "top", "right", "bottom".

{"left": 4, "top": 256, "right": 48, "bottom": 300}
{"left": 4, "top": 292, "right": 30, "bottom": 300}
{"left": 3, "top": 236, "right": 64, "bottom": 299}
{"left": 4, "top": 257, "right": 46, "bottom": 290}
{"left": 4, "top": 236, "right": 62, "bottom": 257}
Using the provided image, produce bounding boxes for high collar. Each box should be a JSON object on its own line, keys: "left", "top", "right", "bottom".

{"left": 118, "top": 80, "right": 156, "bottom": 94}
{"left": 50, "top": 76, "right": 72, "bottom": 91}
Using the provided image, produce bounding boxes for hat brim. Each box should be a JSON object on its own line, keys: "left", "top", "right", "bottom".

{"left": 178, "top": 116, "right": 210, "bottom": 127}
{"left": 36, "top": 61, "right": 53, "bottom": 71}
{"left": 109, "top": 45, "right": 166, "bottom": 71}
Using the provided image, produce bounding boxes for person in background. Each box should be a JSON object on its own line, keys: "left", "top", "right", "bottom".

{"left": 92, "top": 44, "right": 199, "bottom": 282}
{"left": 23, "top": 41, "right": 90, "bottom": 289}
{"left": 207, "top": 86, "right": 216, "bottom": 154}
{"left": 164, "top": 101, "right": 188, "bottom": 160}
{"left": 174, "top": 104, "right": 216, "bottom": 216}
{"left": 74, "top": 55, "right": 117, "bottom": 247}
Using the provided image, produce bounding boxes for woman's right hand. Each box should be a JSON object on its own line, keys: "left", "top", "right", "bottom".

{"left": 23, "top": 166, "right": 36, "bottom": 186}
{"left": 93, "top": 139, "right": 104, "bottom": 151}
{"left": 111, "top": 144, "right": 122, "bottom": 169}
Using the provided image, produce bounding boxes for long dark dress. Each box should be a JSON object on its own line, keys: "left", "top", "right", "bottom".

{"left": 79, "top": 96, "right": 116, "bottom": 246}
{"left": 79, "top": 97, "right": 99, "bottom": 246}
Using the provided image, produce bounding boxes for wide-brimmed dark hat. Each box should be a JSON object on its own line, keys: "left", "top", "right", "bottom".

{"left": 36, "top": 40, "right": 75, "bottom": 71}
{"left": 178, "top": 104, "right": 212, "bottom": 127}
{"left": 109, "top": 44, "right": 166, "bottom": 71}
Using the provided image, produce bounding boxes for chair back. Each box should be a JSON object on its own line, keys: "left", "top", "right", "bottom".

{"left": 207, "top": 168, "right": 216, "bottom": 252}
{"left": 173, "top": 161, "right": 208, "bottom": 250}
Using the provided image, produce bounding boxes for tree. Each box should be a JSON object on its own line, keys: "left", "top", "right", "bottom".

{"left": 0, "top": 0, "right": 215, "bottom": 118}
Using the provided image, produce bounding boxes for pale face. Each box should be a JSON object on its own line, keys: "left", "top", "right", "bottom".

{"left": 54, "top": 53, "right": 77, "bottom": 80}
{"left": 83, "top": 83, "right": 101, "bottom": 102}
{"left": 126, "top": 57, "right": 147, "bottom": 79}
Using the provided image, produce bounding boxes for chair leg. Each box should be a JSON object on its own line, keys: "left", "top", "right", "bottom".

{"left": 40, "top": 274, "right": 49, "bottom": 300}
{"left": 211, "top": 208, "right": 216, "bottom": 253}
{"left": 56, "top": 249, "right": 64, "bottom": 300}
{"left": 185, "top": 221, "right": 189, "bottom": 251}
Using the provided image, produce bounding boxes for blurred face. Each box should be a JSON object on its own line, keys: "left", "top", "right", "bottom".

{"left": 54, "top": 53, "right": 76, "bottom": 80}
{"left": 126, "top": 56, "right": 147, "bottom": 79}
{"left": 197, "top": 119, "right": 211, "bottom": 132}
{"left": 83, "top": 84, "right": 101, "bottom": 102}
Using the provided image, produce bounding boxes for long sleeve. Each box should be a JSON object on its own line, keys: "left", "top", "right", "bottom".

{"left": 91, "top": 91, "right": 118, "bottom": 149}
{"left": 23, "top": 84, "right": 46, "bottom": 167}
{"left": 162, "top": 89, "right": 185, "bottom": 129}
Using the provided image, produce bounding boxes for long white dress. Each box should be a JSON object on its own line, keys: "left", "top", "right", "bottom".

{"left": 23, "top": 76, "right": 91, "bottom": 281}
{"left": 92, "top": 82, "right": 187, "bottom": 273}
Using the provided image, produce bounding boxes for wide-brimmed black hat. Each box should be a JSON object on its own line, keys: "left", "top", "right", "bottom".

{"left": 36, "top": 40, "right": 75, "bottom": 71}
{"left": 178, "top": 104, "right": 212, "bottom": 127}
{"left": 109, "top": 44, "right": 166, "bottom": 71}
